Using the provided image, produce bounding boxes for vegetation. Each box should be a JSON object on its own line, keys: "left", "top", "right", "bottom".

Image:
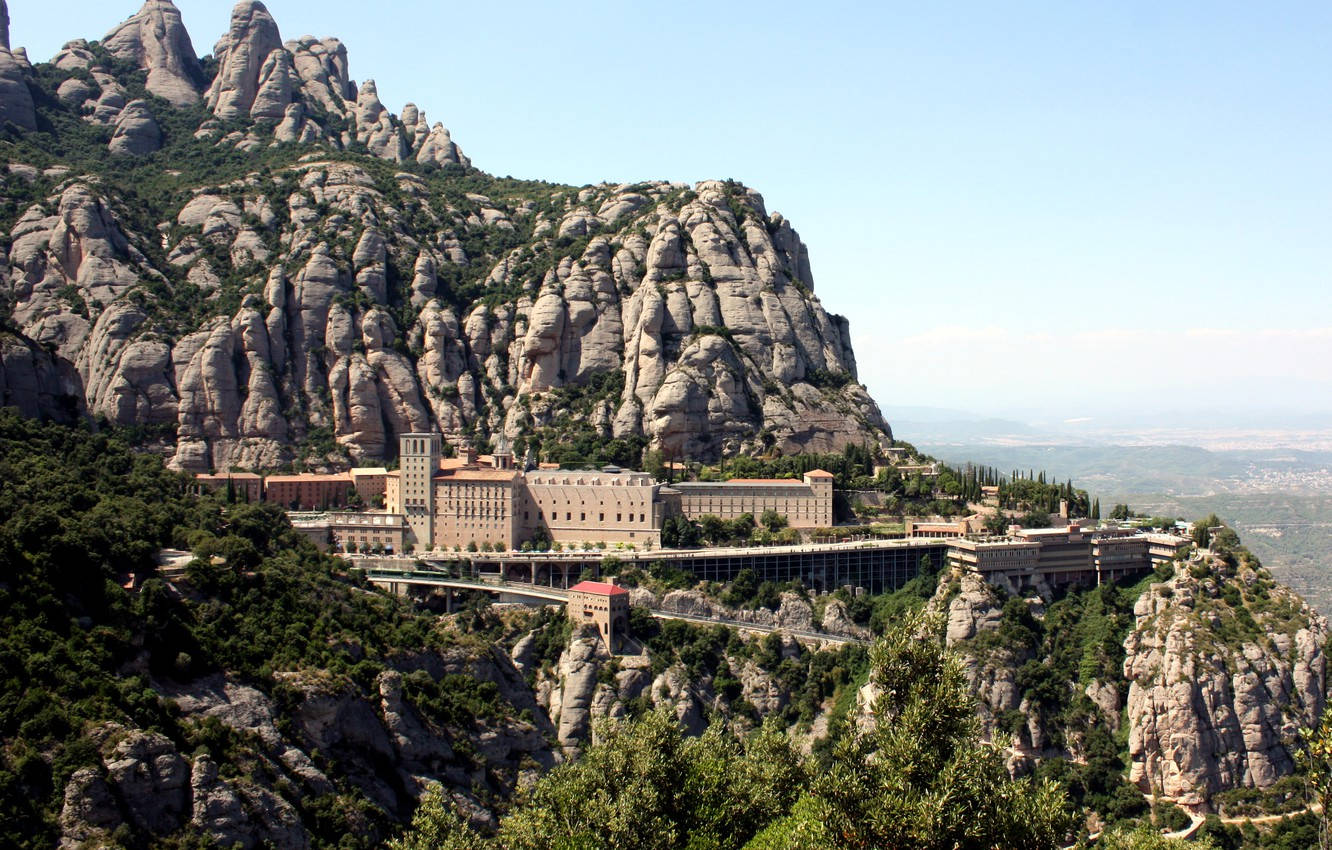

{"left": 0, "top": 411, "right": 516, "bottom": 848}
{"left": 394, "top": 611, "right": 1077, "bottom": 849}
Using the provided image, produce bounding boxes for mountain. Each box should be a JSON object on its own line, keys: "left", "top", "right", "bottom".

{"left": 0, "top": 0, "right": 889, "bottom": 470}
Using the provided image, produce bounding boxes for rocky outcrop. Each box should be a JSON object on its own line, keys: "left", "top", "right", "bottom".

{"left": 0, "top": 45, "right": 34, "bottom": 131}
{"left": 353, "top": 80, "right": 407, "bottom": 162}
{"left": 205, "top": 0, "right": 285, "bottom": 121}
{"left": 658, "top": 589, "right": 818, "bottom": 633}
{"left": 1123, "top": 553, "right": 1329, "bottom": 808}
{"left": 7, "top": 183, "right": 153, "bottom": 359}
{"left": 0, "top": 1, "right": 8, "bottom": 51}
{"left": 102, "top": 0, "right": 205, "bottom": 107}
{"left": 108, "top": 99, "right": 162, "bottom": 156}
{"left": 55, "top": 637, "right": 557, "bottom": 848}
{"left": 0, "top": 330, "right": 85, "bottom": 422}
{"left": 924, "top": 571, "right": 1029, "bottom": 748}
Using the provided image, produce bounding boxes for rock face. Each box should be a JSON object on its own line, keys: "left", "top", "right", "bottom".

{"left": 109, "top": 99, "right": 162, "bottom": 155}
{"left": 1123, "top": 553, "right": 1329, "bottom": 808}
{"left": 102, "top": 0, "right": 205, "bottom": 107}
{"left": 0, "top": 330, "right": 85, "bottom": 422}
{"left": 0, "top": 44, "right": 34, "bottom": 131}
{"left": 205, "top": 0, "right": 285, "bottom": 121}
{"left": 925, "top": 572, "right": 1029, "bottom": 750}
{"left": 58, "top": 640, "right": 556, "bottom": 848}
{"left": 0, "top": 3, "right": 890, "bottom": 468}
{"left": 534, "top": 622, "right": 799, "bottom": 755}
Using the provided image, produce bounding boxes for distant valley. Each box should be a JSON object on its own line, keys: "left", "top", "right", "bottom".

{"left": 910, "top": 415, "right": 1332, "bottom": 614}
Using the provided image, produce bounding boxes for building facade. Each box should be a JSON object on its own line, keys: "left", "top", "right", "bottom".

{"left": 523, "top": 467, "right": 663, "bottom": 547}
{"left": 432, "top": 467, "right": 523, "bottom": 550}
{"left": 567, "top": 580, "right": 630, "bottom": 652}
{"left": 947, "top": 525, "right": 1191, "bottom": 591}
{"left": 264, "top": 473, "right": 354, "bottom": 510}
{"left": 350, "top": 468, "right": 390, "bottom": 507}
{"left": 671, "top": 470, "right": 834, "bottom": 529}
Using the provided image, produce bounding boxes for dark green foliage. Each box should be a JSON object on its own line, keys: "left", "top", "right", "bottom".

{"left": 0, "top": 412, "right": 514, "bottom": 848}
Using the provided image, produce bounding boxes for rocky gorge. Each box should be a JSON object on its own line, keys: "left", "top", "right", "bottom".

{"left": 0, "top": 0, "right": 889, "bottom": 470}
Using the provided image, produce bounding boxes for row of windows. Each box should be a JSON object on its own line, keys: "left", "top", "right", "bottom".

{"left": 549, "top": 511, "right": 647, "bottom": 523}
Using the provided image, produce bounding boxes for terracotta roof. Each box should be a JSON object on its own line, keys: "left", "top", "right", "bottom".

{"left": 804, "top": 469, "right": 835, "bottom": 479}
{"left": 196, "top": 472, "right": 262, "bottom": 480}
{"left": 264, "top": 473, "right": 352, "bottom": 483}
{"left": 434, "top": 468, "right": 520, "bottom": 482}
{"left": 350, "top": 467, "right": 388, "bottom": 477}
{"left": 702, "top": 478, "right": 807, "bottom": 485}
{"left": 569, "top": 581, "right": 630, "bottom": 596}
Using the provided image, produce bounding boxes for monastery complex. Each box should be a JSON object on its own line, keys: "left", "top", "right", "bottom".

{"left": 196, "top": 432, "right": 836, "bottom": 554}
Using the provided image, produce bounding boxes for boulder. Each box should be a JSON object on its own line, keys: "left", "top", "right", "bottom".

{"left": 108, "top": 99, "right": 162, "bottom": 156}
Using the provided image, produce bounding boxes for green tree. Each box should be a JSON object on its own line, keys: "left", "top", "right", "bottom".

{"left": 388, "top": 783, "right": 487, "bottom": 850}
{"left": 759, "top": 510, "right": 787, "bottom": 533}
{"left": 1095, "top": 825, "right": 1215, "bottom": 849}
{"left": 497, "top": 712, "right": 804, "bottom": 850}
{"left": 1297, "top": 719, "right": 1332, "bottom": 850}
{"left": 745, "top": 610, "right": 1077, "bottom": 850}
{"left": 1192, "top": 513, "right": 1224, "bottom": 549}
{"left": 698, "top": 514, "right": 727, "bottom": 544}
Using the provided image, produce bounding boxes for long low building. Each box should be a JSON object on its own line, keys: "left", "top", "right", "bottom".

{"left": 670, "top": 471, "right": 834, "bottom": 529}
{"left": 947, "top": 524, "right": 1190, "bottom": 591}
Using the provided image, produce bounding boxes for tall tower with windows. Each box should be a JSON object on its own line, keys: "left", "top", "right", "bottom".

{"left": 399, "top": 432, "right": 440, "bottom": 550}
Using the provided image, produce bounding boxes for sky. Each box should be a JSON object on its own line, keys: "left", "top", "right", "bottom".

{"left": 11, "top": 0, "right": 1332, "bottom": 426}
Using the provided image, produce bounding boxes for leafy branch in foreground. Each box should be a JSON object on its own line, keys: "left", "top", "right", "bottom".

{"left": 393, "top": 610, "right": 1078, "bottom": 850}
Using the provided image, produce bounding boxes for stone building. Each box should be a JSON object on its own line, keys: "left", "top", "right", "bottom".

{"left": 386, "top": 433, "right": 669, "bottom": 551}
{"left": 947, "top": 525, "right": 1192, "bottom": 591}
{"left": 263, "top": 472, "right": 353, "bottom": 510}
{"left": 671, "top": 470, "right": 834, "bottom": 529}
{"left": 567, "top": 580, "right": 630, "bottom": 652}
{"left": 350, "top": 468, "right": 390, "bottom": 507}
{"left": 522, "top": 467, "right": 663, "bottom": 547}
{"left": 328, "top": 511, "right": 407, "bottom": 553}
{"left": 431, "top": 466, "right": 523, "bottom": 550}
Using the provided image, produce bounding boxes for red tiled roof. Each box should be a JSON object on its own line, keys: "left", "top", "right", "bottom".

{"left": 804, "top": 469, "right": 835, "bottom": 479}
{"left": 725, "top": 478, "right": 806, "bottom": 485}
{"left": 433, "top": 468, "right": 520, "bottom": 482}
{"left": 569, "top": 581, "right": 630, "bottom": 596}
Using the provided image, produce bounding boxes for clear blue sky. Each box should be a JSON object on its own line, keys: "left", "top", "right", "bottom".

{"left": 13, "top": 0, "right": 1332, "bottom": 423}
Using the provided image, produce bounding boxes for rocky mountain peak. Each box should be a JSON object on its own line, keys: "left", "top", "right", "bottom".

{"left": 205, "top": 0, "right": 285, "bottom": 121}
{"left": 102, "top": 0, "right": 205, "bottom": 107}
{"left": 1, "top": 0, "right": 9, "bottom": 51}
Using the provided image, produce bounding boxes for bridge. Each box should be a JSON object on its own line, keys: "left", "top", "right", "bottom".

{"left": 358, "top": 567, "right": 869, "bottom": 646}
{"left": 352, "top": 536, "right": 949, "bottom": 597}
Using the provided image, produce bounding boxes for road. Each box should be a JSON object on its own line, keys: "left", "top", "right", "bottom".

{"left": 359, "top": 568, "right": 870, "bottom": 646}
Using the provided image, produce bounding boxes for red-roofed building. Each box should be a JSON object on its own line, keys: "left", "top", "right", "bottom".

{"left": 568, "top": 580, "right": 631, "bottom": 652}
